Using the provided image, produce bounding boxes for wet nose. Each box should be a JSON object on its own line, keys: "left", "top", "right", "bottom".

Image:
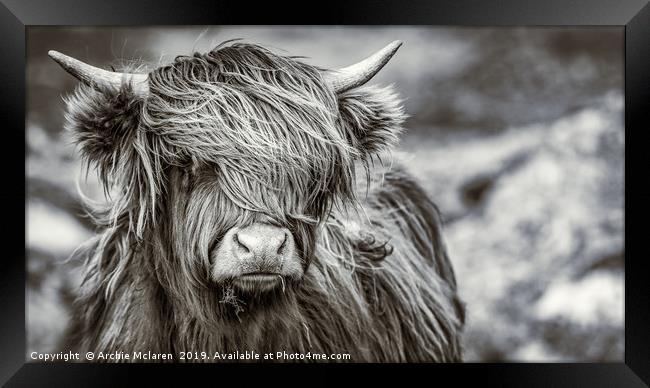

{"left": 233, "top": 224, "right": 291, "bottom": 259}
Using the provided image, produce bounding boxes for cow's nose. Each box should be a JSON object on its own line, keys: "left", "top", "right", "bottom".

{"left": 233, "top": 224, "right": 291, "bottom": 259}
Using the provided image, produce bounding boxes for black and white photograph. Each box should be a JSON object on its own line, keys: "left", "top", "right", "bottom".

{"left": 26, "top": 26, "right": 624, "bottom": 363}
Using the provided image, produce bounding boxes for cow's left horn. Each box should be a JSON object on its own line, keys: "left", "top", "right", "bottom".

{"left": 48, "top": 50, "right": 149, "bottom": 97}
{"left": 323, "top": 40, "right": 402, "bottom": 93}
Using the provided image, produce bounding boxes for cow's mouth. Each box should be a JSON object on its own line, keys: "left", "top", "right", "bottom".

{"left": 232, "top": 272, "right": 285, "bottom": 293}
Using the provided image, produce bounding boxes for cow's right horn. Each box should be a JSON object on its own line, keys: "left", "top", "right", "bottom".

{"left": 48, "top": 50, "right": 149, "bottom": 97}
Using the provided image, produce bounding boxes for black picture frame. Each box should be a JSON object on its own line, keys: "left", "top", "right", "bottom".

{"left": 2, "top": 0, "right": 648, "bottom": 386}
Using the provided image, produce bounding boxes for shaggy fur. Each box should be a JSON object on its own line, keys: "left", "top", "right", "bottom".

{"left": 60, "top": 42, "right": 465, "bottom": 362}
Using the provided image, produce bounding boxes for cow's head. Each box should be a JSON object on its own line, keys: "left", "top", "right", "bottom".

{"left": 51, "top": 41, "right": 405, "bottom": 318}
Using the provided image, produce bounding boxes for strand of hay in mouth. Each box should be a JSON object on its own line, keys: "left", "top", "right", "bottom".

{"left": 219, "top": 284, "right": 245, "bottom": 319}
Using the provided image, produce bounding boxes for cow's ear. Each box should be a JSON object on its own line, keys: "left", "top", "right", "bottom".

{"left": 64, "top": 82, "right": 145, "bottom": 180}
{"left": 64, "top": 82, "right": 164, "bottom": 237}
{"left": 337, "top": 85, "right": 406, "bottom": 158}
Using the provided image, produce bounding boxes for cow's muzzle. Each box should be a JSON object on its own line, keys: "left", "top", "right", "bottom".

{"left": 211, "top": 223, "right": 304, "bottom": 293}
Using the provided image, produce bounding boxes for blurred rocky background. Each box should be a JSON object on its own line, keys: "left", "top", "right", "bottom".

{"left": 26, "top": 26, "right": 624, "bottom": 361}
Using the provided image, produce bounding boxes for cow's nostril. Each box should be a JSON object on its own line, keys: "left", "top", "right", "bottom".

{"left": 233, "top": 233, "right": 250, "bottom": 253}
{"left": 277, "top": 233, "right": 288, "bottom": 255}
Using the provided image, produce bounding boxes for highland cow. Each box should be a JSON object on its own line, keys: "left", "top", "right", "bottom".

{"left": 49, "top": 40, "right": 465, "bottom": 362}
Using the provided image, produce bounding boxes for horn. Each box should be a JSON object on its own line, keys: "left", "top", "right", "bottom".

{"left": 48, "top": 50, "right": 149, "bottom": 97}
{"left": 323, "top": 40, "right": 402, "bottom": 93}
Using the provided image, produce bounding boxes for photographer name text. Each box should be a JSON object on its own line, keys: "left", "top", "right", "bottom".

{"left": 30, "top": 350, "right": 351, "bottom": 361}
